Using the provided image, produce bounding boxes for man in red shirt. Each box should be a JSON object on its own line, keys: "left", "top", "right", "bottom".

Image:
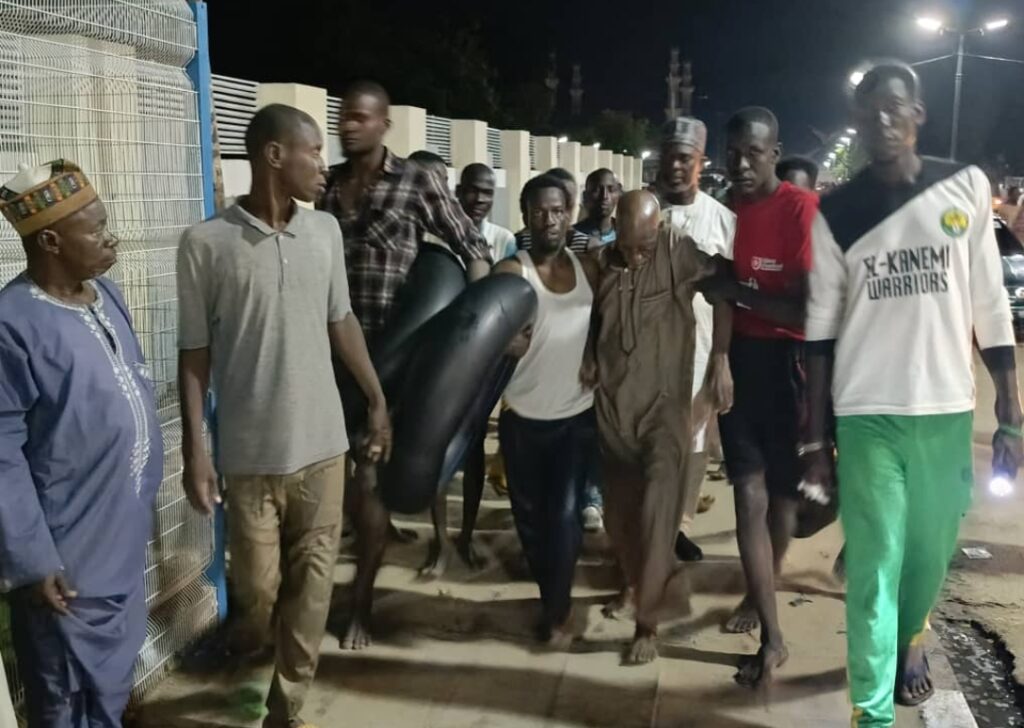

{"left": 701, "top": 107, "right": 818, "bottom": 687}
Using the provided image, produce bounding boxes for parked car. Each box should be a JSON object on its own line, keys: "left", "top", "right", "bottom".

{"left": 995, "top": 215, "right": 1024, "bottom": 338}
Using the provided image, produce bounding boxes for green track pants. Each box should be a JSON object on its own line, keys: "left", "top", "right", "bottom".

{"left": 837, "top": 412, "right": 974, "bottom": 728}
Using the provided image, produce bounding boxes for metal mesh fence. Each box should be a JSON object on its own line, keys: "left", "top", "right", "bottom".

{"left": 0, "top": 0, "right": 216, "bottom": 714}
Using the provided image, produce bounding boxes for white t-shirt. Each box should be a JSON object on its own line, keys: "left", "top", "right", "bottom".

{"left": 503, "top": 250, "right": 595, "bottom": 420}
{"left": 481, "top": 219, "right": 517, "bottom": 262}
{"left": 807, "top": 160, "right": 1013, "bottom": 416}
{"left": 425, "top": 219, "right": 516, "bottom": 265}
{"left": 663, "top": 191, "right": 736, "bottom": 451}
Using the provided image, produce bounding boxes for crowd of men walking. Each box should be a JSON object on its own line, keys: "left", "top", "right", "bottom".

{"left": 0, "top": 59, "right": 1020, "bottom": 728}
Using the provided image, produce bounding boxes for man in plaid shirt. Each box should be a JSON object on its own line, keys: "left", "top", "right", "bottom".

{"left": 320, "top": 81, "right": 491, "bottom": 339}
{"left": 318, "top": 80, "right": 491, "bottom": 650}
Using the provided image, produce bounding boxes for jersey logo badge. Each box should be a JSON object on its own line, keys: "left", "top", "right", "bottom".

{"left": 751, "top": 256, "right": 783, "bottom": 272}
{"left": 940, "top": 207, "right": 969, "bottom": 238}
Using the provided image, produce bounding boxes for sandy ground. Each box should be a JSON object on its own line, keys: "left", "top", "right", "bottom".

{"left": 133, "top": 355, "right": 1024, "bottom": 728}
{"left": 939, "top": 362, "right": 1024, "bottom": 690}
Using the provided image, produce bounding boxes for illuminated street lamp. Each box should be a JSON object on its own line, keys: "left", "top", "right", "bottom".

{"left": 849, "top": 70, "right": 865, "bottom": 87}
{"left": 845, "top": 128, "right": 857, "bottom": 135}
{"left": 557, "top": 136, "right": 568, "bottom": 143}
{"left": 593, "top": 142, "right": 601, "bottom": 149}
{"left": 913, "top": 14, "right": 1012, "bottom": 159}
{"left": 640, "top": 150, "right": 652, "bottom": 160}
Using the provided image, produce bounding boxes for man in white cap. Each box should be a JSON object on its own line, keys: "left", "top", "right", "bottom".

{"left": 654, "top": 117, "right": 737, "bottom": 563}
{"left": 0, "top": 160, "right": 163, "bottom": 727}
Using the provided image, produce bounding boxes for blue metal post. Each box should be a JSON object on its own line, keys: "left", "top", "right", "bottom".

{"left": 187, "top": 1, "right": 215, "bottom": 221}
{"left": 186, "top": 0, "right": 227, "bottom": 622}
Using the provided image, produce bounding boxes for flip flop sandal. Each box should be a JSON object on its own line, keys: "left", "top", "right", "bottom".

{"left": 895, "top": 655, "right": 935, "bottom": 707}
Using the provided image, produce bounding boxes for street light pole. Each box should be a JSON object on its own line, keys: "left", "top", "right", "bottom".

{"left": 913, "top": 15, "right": 1012, "bottom": 160}
{"left": 950, "top": 32, "right": 966, "bottom": 159}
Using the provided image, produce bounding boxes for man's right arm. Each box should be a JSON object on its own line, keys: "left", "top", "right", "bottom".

{"left": 0, "top": 340, "right": 67, "bottom": 609}
{"left": 176, "top": 234, "right": 220, "bottom": 514}
{"left": 802, "top": 212, "right": 847, "bottom": 488}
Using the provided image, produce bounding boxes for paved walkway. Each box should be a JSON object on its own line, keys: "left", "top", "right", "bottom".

{"left": 133, "top": 356, "right": 1024, "bottom": 728}
{"left": 134, "top": 467, "right": 959, "bottom": 727}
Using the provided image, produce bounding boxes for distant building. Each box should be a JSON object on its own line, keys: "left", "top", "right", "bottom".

{"left": 570, "top": 64, "right": 583, "bottom": 117}
{"left": 665, "top": 49, "right": 695, "bottom": 122}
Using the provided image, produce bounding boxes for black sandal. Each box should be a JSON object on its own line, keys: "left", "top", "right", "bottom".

{"left": 895, "top": 654, "right": 935, "bottom": 707}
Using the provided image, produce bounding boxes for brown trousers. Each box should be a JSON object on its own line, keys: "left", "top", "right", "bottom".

{"left": 681, "top": 450, "right": 709, "bottom": 525}
{"left": 600, "top": 402, "right": 690, "bottom": 630}
{"left": 226, "top": 454, "right": 345, "bottom": 727}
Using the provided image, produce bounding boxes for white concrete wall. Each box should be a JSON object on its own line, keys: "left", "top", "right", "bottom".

{"left": 388, "top": 105, "right": 427, "bottom": 158}
{"left": 221, "top": 159, "right": 252, "bottom": 204}
{"left": 216, "top": 81, "right": 641, "bottom": 235}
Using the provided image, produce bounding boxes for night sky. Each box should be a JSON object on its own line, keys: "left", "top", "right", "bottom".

{"left": 209, "top": 0, "right": 1024, "bottom": 170}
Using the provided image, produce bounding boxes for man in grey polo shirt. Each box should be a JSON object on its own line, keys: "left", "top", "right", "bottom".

{"left": 177, "top": 104, "right": 390, "bottom": 728}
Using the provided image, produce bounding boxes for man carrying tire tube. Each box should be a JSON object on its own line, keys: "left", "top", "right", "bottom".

{"left": 495, "top": 174, "right": 598, "bottom": 650}
{"left": 582, "top": 190, "right": 733, "bottom": 665}
{"left": 318, "top": 80, "right": 492, "bottom": 650}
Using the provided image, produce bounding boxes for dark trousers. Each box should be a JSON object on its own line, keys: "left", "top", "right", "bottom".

{"left": 499, "top": 407, "right": 595, "bottom": 627}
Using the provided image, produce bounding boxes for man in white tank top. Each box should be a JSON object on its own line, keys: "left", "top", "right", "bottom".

{"left": 494, "top": 174, "right": 596, "bottom": 649}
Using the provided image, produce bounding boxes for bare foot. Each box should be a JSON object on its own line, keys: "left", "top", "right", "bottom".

{"left": 340, "top": 615, "right": 372, "bottom": 650}
{"left": 388, "top": 521, "right": 418, "bottom": 544}
{"left": 724, "top": 595, "right": 759, "bottom": 634}
{"left": 545, "top": 625, "right": 574, "bottom": 652}
{"left": 896, "top": 644, "right": 934, "bottom": 706}
{"left": 418, "top": 538, "right": 453, "bottom": 579}
{"left": 625, "top": 625, "right": 658, "bottom": 665}
{"left": 601, "top": 588, "right": 634, "bottom": 620}
{"left": 455, "top": 535, "right": 486, "bottom": 570}
{"left": 540, "top": 611, "right": 576, "bottom": 652}
{"left": 735, "top": 642, "right": 788, "bottom": 687}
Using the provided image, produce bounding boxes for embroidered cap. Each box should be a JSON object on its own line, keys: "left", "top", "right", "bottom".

{"left": 0, "top": 160, "right": 98, "bottom": 236}
{"left": 661, "top": 117, "right": 707, "bottom": 154}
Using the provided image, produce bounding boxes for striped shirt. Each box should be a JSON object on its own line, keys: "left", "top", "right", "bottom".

{"left": 318, "top": 149, "right": 490, "bottom": 337}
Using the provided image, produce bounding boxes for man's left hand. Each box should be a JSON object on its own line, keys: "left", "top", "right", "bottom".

{"left": 705, "top": 353, "right": 734, "bottom": 414}
{"left": 364, "top": 400, "right": 393, "bottom": 464}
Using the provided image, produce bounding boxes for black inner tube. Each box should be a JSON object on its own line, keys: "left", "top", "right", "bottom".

{"left": 378, "top": 274, "right": 537, "bottom": 514}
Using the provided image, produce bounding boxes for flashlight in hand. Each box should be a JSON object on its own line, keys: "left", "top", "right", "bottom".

{"left": 989, "top": 474, "right": 1015, "bottom": 498}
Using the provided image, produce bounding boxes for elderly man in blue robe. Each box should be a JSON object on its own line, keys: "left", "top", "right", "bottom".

{"left": 0, "top": 160, "right": 162, "bottom": 727}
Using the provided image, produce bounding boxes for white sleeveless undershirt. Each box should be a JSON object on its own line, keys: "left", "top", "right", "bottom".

{"left": 503, "top": 249, "right": 594, "bottom": 420}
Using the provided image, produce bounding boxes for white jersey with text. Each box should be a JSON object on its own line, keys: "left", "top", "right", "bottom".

{"left": 807, "top": 159, "right": 1013, "bottom": 416}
